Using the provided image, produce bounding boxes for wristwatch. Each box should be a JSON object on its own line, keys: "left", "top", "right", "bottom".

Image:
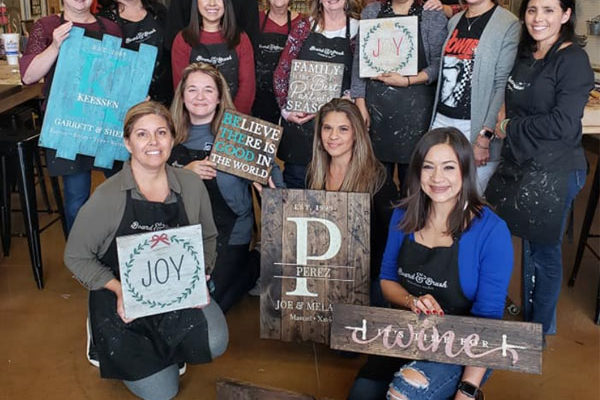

{"left": 478, "top": 129, "right": 494, "bottom": 139}
{"left": 458, "top": 381, "right": 483, "bottom": 399}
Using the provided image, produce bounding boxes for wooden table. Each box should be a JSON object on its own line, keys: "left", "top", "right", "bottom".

{"left": 0, "top": 60, "right": 44, "bottom": 115}
{"left": 0, "top": 83, "right": 44, "bottom": 114}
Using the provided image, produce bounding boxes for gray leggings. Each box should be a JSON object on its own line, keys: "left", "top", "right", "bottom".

{"left": 123, "top": 300, "right": 228, "bottom": 400}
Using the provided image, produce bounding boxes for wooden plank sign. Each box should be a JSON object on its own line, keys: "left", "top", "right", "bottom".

{"left": 116, "top": 224, "right": 208, "bottom": 320}
{"left": 210, "top": 109, "right": 282, "bottom": 185}
{"left": 286, "top": 59, "right": 344, "bottom": 113}
{"left": 359, "top": 16, "right": 418, "bottom": 78}
{"left": 216, "top": 378, "right": 316, "bottom": 400}
{"left": 40, "top": 27, "right": 157, "bottom": 169}
{"left": 260, "top": 189, "right": 370, "bottom": 345}
{"left": 330, "top": 304, "right": 543, "bottom": 374}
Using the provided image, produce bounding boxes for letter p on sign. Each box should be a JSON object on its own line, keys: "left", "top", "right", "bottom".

{"left": 285, "top": 217, "right": 341, "bottom": 297}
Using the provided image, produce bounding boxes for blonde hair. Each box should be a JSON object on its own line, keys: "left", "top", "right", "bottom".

{"left": 307, "top": 98, "right": 386, "bottom": 195}
{"left": 170, "top": 62, "right": 235, "bottom": 145}
{"left": 123, "top": 100, "right": 175, "bottom": 139}
{"left": 310, "top": 0, "right": 361, "bottom": 30}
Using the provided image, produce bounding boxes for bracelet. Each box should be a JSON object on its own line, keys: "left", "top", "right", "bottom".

{"left": 500, "top": 118, "right": 510, "bottom": 136}
{"left": 404, "top": 293, "right": 417, "bottom": 308}
{"left": 474, "top": 141, "right": 489, "bottom": 150}
{"left": 406, "top": 76, "right": 411, "bottom": 86}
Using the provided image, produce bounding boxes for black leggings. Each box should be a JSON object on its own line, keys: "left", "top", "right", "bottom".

{"left": 211, "top": 244, "right": 258, "bottom": 313}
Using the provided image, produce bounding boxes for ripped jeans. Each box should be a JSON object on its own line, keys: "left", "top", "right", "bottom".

{"left": 387, "top": 361, "right": 491, "bottom": 400}
{"left": 348, "top": 360, "right": 490, "bottom": 400}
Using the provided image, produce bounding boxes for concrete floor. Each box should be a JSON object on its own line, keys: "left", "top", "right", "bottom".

{"left": 0, "top": 162, "right": 598, "bottom": 400}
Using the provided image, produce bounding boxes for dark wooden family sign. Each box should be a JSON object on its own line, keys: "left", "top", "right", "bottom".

{"left": 359, "top": 16, "right": 418, "bottom": 78}
{"left": 40, "top": 27, "right": 157, "bottom": 169}
{"left": 331, "top": 304, "right": 543, "bottom": 374}
{"left": 286, "top": 59, "right": 344, "bottom": 114}
{"left": 116, "top": 225, "right": 208, "bottom": 320}
{"left": 260, "top": 189, "right": 370, "bottom": 345}
{"left": 210, "top": 109, "right": 282, "bottom": 185}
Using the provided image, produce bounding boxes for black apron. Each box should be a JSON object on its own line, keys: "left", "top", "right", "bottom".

{"left": 89, "top": 190, "right": 211, "bottom": 381}
{"left": 357, "top": 233, "right": 472, "bottom": 382}
{"left": 45, "top": 15, "right": 121, "bottom": 176}
{"left": 277, "top": 18, "right": 354, "bottom": 165}
{"left": 189, "top": 39, "right": 239, "bottom": 99}
{"left": 396, "top": 235, "right": 472, "bottom": 316}
{"left": 251, "top": 10, "right": 291, "bottom": 124}
{"left": 117, "top": 11, "right": 170, "bottom": 104}
{"left": 366, "top": 8, "right": 435, "bottom": 163}
{"left": 168, "top": 144, "right": 245, "bottom": 309}
{"left": 485, "top": 41, "right": 569, "bottom": 244}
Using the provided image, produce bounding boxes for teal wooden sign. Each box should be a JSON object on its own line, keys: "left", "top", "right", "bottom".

{"left": 40, "top": 27, "right": 157, "bottom": 169}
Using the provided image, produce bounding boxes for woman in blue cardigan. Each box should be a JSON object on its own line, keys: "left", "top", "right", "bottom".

{"left": 348, "top": 127, "right": 513, "bottom": 400}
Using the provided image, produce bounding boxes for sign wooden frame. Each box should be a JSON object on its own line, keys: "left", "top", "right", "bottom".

{"left": 210, "top": 109, "right": 282, "bottom": 185}
{"left": 116, "top": 224, "right": 208, "bottom": 320}
{"left": 359, "top": 16, "right": 418, "bottom": 78}
{"left": 40, "top": 27, "right": 156, "bottom": 169}
{"left": 330, "top": 304, "right": 543, "bottom": 374}
{"left": 260, "top": 189, "right": 370, "bottom": 345}
{"left": 216, "top": 378, "right": 316, "bottom": 400}
{"left": 285, "top": 59, "right": 344, "bottom": 113}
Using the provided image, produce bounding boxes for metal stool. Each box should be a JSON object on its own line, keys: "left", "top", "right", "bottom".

{"left": 0, "top": 127, "right": 66, "bottom": 289}
{"left": 567, "top": 134, "right": 600, "bottom": 324}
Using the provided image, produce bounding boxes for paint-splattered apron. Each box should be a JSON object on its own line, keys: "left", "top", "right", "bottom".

{"left": 252, "top": 10, "right": 291, "bottom": 124}
{"left": 190, "top": 40, "right": 239, "bottom": 99}
{"left": 278, "top": 18, "right": 353, "bottom": 165}
{"left": 89, "top": 190, "right": 211, "bottom": 380}
{"left": 365, "top": 8, "right": 434, "bottom": 164}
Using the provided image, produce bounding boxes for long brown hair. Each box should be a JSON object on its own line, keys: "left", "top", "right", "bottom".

{"left": 307, "top": 98, "right": 386, "bottom": 195}
{"left": 398, "top": 127, "right": 484, "bottom": 237}
{"left": 170, "top": 62, "right": 235, "bottom": 145}
{"left": 181, "top": 0, "right": 240, "bottom": 49}
{"left": 310, "top": 0, "right": 361, "bottom": 30}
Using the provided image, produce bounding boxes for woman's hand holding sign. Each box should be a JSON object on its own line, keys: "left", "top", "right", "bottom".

{"left": 185, "top": 157, "right": 217, "bottom": 180}
{"left": 373, "top": 72, "right": 411, "bottom": 88}
{"left": 286, "top": 111, "right": 315, "bottom": 125}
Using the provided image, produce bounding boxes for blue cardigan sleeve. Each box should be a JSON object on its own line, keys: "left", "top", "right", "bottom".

{"left": 466, "top": 209, "right": 514, "bottom": 319}
{"left": 379, "top": 208, "right": 406, "bottom": 281}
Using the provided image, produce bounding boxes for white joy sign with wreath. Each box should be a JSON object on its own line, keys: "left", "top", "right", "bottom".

{"left": 116, "top": 224, "right": 208, "bottom": 320}
{"left": 359, "top": 16, "right": 418, "bottom": 78}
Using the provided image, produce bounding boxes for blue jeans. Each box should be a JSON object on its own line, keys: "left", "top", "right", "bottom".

{"left": 522, "top": 169, "right": 586, "bottom": 335}
{"left": 348, "top": 361, "right": 491, "bottom": 400}
{"left": 282, "top": 162, "right": 307, "bottom": 189}
{"left": 63, "top": 172, "right": 92, "bottom": 233}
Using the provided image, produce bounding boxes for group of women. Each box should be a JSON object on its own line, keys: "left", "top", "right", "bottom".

{"left": 19, "top": 0, "right": 594, "bottom": 398}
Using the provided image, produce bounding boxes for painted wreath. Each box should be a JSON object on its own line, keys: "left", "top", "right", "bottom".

{"left": 362, "top": 21, "right": 415, "bottom": 74}
{"left": 122, "top": 235, "right": 202, "bottom": 309}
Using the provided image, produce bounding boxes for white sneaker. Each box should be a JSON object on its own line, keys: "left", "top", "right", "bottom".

{"left": 86, "top": 317, "right": 100, "bottom": 368}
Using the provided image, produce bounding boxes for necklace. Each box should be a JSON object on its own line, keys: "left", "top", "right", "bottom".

{"left": 465, "top": 13, "right": 483, "bottom": 31}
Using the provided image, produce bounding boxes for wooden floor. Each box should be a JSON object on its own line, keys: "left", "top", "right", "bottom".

{"left": 0, "top": 160, "right": 598, "bottom": 400}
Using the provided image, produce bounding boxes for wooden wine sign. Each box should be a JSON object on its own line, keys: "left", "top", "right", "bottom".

{"left": 330, "top": 304, "right": 543, "bottom": 374}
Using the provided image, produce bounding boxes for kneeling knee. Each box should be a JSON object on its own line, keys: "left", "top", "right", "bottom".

{"left": 387, "top": 367, "right": 430, "bottom": 400}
